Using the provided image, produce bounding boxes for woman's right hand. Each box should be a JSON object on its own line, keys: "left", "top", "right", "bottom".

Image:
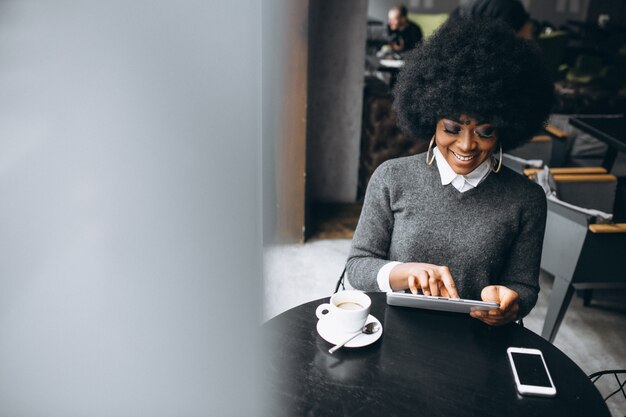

{"left": 389, "top": 263, "right": 460, "bottom": 298}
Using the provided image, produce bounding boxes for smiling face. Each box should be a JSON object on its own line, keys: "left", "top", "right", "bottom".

{"left": 435, "top": 115, "right": 498, "bottom": 175}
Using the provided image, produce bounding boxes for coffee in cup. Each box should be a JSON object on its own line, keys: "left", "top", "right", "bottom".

{"left": 336, "top": 301, "right": 364, "bottom": 311}
{"left": 315, "top": 290, "right": 371, "bottom": 333}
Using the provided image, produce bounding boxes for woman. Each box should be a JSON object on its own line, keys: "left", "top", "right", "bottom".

{"left": 346, "top": 19, "right": 554, "bottom": 326}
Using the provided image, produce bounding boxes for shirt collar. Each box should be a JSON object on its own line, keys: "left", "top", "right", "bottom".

{"left": 433, "top": 147, "right": 491, "bottom": 188}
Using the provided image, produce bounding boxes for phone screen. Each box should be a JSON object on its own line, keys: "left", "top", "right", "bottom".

{"left": 511, "top": 352, "right": 552, "bottom": 387}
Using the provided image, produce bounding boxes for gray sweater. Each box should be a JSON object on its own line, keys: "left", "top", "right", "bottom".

{"left": 347, "top": 153, "right": 547, "bottom": 317}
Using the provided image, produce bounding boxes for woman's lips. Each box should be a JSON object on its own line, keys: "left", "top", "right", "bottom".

{"left": 451, "top": 150, "right": 476, "bottom": 161}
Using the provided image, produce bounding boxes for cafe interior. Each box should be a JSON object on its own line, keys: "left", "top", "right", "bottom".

{"left": 0, "top": 1, "right": 624, "bottom": 415}
{"left": 263, "top": 0, "right": 626, "bottom": 415}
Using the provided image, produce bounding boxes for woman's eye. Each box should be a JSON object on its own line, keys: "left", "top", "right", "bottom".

{"left": 475, "top": 129, "right": 495, "bottom": 138}
{"left": 443, "top": 124, "right": 460, "bottom": 134}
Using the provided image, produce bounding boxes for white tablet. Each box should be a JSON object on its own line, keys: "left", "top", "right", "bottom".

{"left": 386, "top": 292, "right": 499, "bottom": 314}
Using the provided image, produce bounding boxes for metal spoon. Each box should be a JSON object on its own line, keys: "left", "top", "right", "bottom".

{"left": 328, "top": 322, "right": 380, "bottom": 354}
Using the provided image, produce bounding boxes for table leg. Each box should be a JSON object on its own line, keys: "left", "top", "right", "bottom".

{"left": 541, "top": 275, "right": 575, "bottom": 343}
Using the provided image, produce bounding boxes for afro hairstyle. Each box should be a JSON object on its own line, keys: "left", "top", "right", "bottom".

{"left": 392, "top": 18, "right": 554, "bottom": 151}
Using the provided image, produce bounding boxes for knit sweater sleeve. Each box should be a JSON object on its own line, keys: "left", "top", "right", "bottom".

{"left": 499, "top": 183, "right": 547, "bottom": 318}
{"left": 346, "top": 162, "right": 395, "bottom": 291}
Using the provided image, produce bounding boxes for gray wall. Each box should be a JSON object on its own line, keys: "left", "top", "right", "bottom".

{"left": 0, "top": 1, "right": 261, "bottom": 415}
{"left": 307, "top": 0, "right": 368, "bottom": 203}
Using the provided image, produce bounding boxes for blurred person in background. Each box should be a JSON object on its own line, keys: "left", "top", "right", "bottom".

{"left": 387, "top": 4, "right": 423, "bottom": 53}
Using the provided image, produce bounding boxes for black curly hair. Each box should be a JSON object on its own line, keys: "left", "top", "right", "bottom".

{"left": 393, "top": 18, "right": 554, "bottom": 151}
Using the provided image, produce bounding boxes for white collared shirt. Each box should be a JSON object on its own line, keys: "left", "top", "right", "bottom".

{"left": 375, "top": 148, "right": 492, "bottom": 292}
{"left": 433, "top": 146, "right": 492, "bottom": 192}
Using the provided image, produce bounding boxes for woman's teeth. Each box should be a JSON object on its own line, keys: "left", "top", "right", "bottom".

{"left": 452, "top": 151, "right": 475, "bottom": 161}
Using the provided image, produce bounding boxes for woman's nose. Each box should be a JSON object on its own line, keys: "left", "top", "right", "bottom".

{"left": 456, "top": 131, "right": 477, "bottom": 152}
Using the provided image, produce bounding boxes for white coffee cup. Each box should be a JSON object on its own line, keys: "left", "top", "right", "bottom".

{"left": 315, "top": 290, "right": 371, "bottom": 333}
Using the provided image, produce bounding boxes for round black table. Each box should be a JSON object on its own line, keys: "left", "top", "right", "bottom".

{"left": 264, "top": 293, "right": 610, "bottom": 417}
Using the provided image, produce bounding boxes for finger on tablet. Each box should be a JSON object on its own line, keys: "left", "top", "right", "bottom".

{"left": 417, "top": 270, "right": 430, "bottom": 296}
{"left": 438, "top": 281, "right": 451, "bottom": 298}
{"left": 408, "top": 275, "right": 419, "bottom": 295}
{"left": 428, "top": 273, "right": 440, "bottom": 296}
{"left": 439, "top": 266, "right": 459, "bottom": 299}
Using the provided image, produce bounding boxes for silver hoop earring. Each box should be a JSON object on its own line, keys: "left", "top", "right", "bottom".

{"left": 492, "top": 144, "right": 503, "bottom": 173}
{"left": 426, "top": 135, "right": 436, "bottom": 165}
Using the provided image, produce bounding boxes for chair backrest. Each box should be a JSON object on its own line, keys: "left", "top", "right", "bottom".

{"left": 502, "top": 153, "right": 543, "bottom": 174}
{"left": 524, "top": 167, "right": 607, "bottom": 177}
{"left": 524, "top": 168, "right": 617, "bottom": 213}
{"left": 554, "top": 174, "right": 617, "bottom": 214}
{"left": 575, "top": 225, "right": 626, "bottom": 283}
{"left": 541, "top": 194, "right": 626, "bottom": 285}
{"left": 507, "top": 135, "right": 553, "bottom": 166}
{"left": 541, "top": 197, "right": 593, "bottom": 280}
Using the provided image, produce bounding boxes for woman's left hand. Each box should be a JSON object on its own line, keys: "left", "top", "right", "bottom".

{"left": 470, "top": 285, "right": 519, "bottom": 326}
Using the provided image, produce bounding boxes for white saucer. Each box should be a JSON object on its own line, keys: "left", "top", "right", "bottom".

{"left": 316, "top": 315, "right": 383, "bottom": 348}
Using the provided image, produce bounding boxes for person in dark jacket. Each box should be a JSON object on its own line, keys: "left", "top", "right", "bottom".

{"left": 387, "top": 5, "right": 423, "bottom": 53}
